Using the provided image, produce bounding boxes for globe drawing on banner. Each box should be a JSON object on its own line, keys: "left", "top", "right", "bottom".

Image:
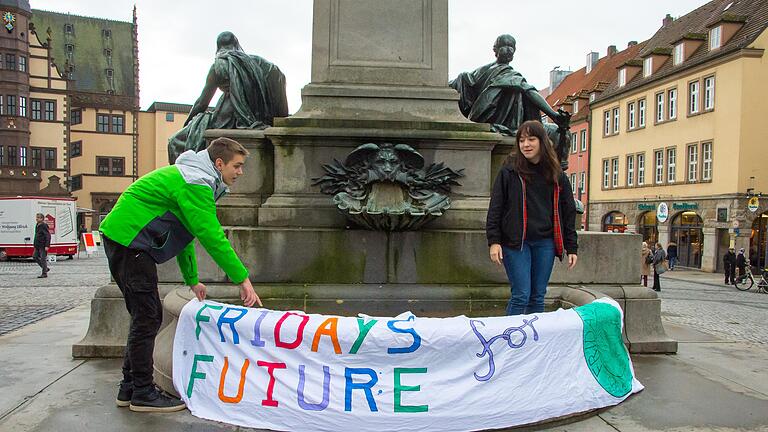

{"left": 748, "top": 196, "right": 759, "bottom": 213}
{"left": 656, "top": 202, "right": 669, "bottom": 223}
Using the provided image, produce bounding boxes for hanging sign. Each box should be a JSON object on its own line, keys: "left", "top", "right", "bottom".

{"left": 656, "top": 202, "right": 669, "bottom": 223}
{"left": 173, "top": 298, "right": 643, "bottom": 432}
{"left": 748, "top": 196, "right": 759, "bottom": 213}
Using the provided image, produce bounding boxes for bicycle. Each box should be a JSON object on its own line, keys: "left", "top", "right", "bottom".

{"left": 734, "top": 267, "right": 768, "bottom": 293}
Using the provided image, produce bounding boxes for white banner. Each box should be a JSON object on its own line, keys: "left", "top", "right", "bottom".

{"left": 173, "top": 298, "right": 643, "bottom": 432}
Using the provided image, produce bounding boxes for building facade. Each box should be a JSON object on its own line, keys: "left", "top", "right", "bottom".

{"left": 588, "top": 0, "right": 768, "bottom": 272}
{"left": 136, "top": 102, "right": 190, "bottom": 176}
{"left": 546, "top": 42, "right": 646, "bottom": 229}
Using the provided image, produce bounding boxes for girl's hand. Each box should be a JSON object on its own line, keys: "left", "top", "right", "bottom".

{"left": 490, "top": 244, "right": 503, "bottom": 266}
{"left": 568, "top": 254, "right": 578, "bottom": 270}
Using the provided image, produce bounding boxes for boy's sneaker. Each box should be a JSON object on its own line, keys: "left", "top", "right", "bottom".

{"left": 116, "top": 381, "right": 133, "bottom": 407}
{"left": 129, "top": 385, "right": 186, "bottom": 413}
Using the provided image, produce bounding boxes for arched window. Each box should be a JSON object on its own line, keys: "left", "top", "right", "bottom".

{"left": 602, "top": 211, "right": 628, "bottom": 233}
{"left": 637, "top": 211, "right": 658, "bottom": 244}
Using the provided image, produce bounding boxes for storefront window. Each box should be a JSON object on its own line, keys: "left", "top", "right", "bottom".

{"left": 671, "top": 211, "right": 703, "bottom": 269}
{"left": 638, "top": 211, "right": 658, "bottom": 244}
{"left": 751, "top": 212, "right": 768, "bottom": 270}
{"left": 602, "top": 211, "right": 628, "bottom": 233}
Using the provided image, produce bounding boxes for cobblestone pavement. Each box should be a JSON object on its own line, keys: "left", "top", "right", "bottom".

{"left": 0, "top": 254, "right": 110, "bottom": 336}
{"left": 658, "top": 274, "right": 768, "bottom": 344}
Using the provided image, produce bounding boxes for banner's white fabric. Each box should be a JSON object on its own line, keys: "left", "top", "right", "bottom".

{"left": 173, "top": 298, "right": 643, "bottom": 432}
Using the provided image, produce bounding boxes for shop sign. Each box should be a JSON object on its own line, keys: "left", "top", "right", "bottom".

{"left": 638, "top": 203, "right": 656, "bottom": 211}
{"left": 672, "top": 202, "right": 698, "bottom": 210}
{"left": 656, "top": 202, "right": 669, "bottom": 223}
{"left": 748, "top": 196, "right": 759, "bottom": 213}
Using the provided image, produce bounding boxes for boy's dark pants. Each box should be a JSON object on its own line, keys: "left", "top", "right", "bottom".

{"left": 103, "top": 235, "right": 162, "bottom": 394}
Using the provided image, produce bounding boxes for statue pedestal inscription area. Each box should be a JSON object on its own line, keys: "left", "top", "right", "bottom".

{"left": 73, "top": 0, "right": 677, "bottom": 407}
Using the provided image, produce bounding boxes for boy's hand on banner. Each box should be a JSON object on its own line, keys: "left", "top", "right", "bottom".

{"left": 239, "top": 278, "right": 262, "bottom": 307}
{"left": 489, "top": 244, "right": 503, "bottom": 266}
{"left": 191, "top": 282, "right": 207, "bottom": 301}
{"left": 568, "top": 254, "right": 578, "bottom": 270}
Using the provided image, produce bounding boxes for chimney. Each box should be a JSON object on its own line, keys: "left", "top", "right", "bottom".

{"left": 607, "top": 45, "right": 617, "bottom": 57}
{"left": 628, "top": 41, "right": 638, "bottom": 47}
{"left": 586, "top": 51, "right": 599, "bottom": 74}
{"left": 663, "top": 13, "right": 673, "bottom": 27}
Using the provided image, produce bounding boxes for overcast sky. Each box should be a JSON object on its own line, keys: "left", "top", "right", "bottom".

{"left": 30, "top": 0, "right": 709, "bottom": 112}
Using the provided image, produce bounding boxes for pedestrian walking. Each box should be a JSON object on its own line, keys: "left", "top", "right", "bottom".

{"left": 99, "top": 138, "right": 262, "bottom": 413}
{"left": 735, "top": 248, "right": 747, "bottom": 284}
{"left": 32, "top": 213, "right": 50, "bottom": 278}
{"left": 723, "top": 247, "right": 736, "bottom": 285}
{"left": 641, "top": 242, "right": 651, "bottom": 287}
{"left": 652, "top": 242, "right": 667, "bottom": 292}
{"left": 487, "top": 120, "right": 578, "bottom": 316}
{"left": 667, "top": 242, "right": 678, "bottom": 271}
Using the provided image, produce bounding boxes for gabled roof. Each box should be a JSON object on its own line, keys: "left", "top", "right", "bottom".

{"left": 596, "top": 0, "right": 768, "bottom": 103}
{"left": 546, "top": 41, "right": 647, "bottom": 122}
{"left": 30, "top": 9, "right": 137, "bottom": 98}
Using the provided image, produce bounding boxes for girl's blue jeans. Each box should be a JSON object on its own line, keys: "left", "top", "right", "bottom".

{"left": 501, "top": 239, "right": 556, "bottom": 315}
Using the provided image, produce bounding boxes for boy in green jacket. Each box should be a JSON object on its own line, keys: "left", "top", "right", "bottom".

{"left": 100, "top": 137, "right": 261, "bottom": 412}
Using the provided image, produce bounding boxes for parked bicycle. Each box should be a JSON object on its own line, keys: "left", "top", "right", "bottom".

{"left": 734, "top": 266, "right": 768, "bottom": 293}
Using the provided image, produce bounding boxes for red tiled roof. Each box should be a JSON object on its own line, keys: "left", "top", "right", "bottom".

{"left": 546, "top": 42, "right": 647, "bottom": 122}
{"left": 596, "top": 0, "right": 768, "bottom": 103}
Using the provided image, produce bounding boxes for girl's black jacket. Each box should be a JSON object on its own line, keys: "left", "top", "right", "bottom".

{"left": 486, "top": 165, "right": 579, "bottom": 257}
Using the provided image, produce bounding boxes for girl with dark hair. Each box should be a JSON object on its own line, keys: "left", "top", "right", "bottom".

{"left": 486, "top": 120, "right": 579, "bottom": 315}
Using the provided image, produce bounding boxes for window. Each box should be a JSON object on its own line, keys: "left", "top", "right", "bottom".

{"left": 612, "top": 107, "right": 619, "bottom": 134}
{"left": 637, "top": 153, "right": 646, "bottom": 185}
{"left": 19, "top": 96, "right": 26, "bottom": 117}
{"left": 570, "top": 133, "right": 577, "bottom": 153}
{"left": 5, "top": 54, "right": 15, "bottom": 70}
{"left": 573, "top": 100, "right": 579, "bottom": 113}
{"left": 65, "top": 44, "right": 74, "bottom": 59}
{"left": 702, "top": 142, "right": 712, "bottom": 181}
{"left": 70, "top": 175, "right": 82, "bottom": 191}
{"left": 97, "top": 157, "right": 124, "bottom": 176}
{"left": 627, "top": 155, "right": 635, "bottom": 186}
{"left": 618, "top": 68, "right": 627, "bottom": 87}
{"left": 102, "top": 29, "right": 112, "bottom": 38}
{"left": 0, "top": 146, "right": 4, "bottom": 165}
{"left": 579, "top": 172, "right": 585, "bottom": 193}
{"left": 44, "top": 148, "right": 55, "bottom": 169}
{"left": 19, "top": 146, "right": 26, "bottom": 167}
{"left": 638, "top": 99, "right": 646, "bottom": 127}
{"left": 104, "top": 48, "right": 112, "bottom": 57}
{"left": 71, "top": 108, "right": 82, "bottom": 125}
{"left": 656, "top": 92, "right": 664, "bottom": 123}
{"left": 570, "top": 173, "right": 577, "bottom": 191}
{"left": 7, "top": 95, "right": 16, "bottom": 116}
{"left": 7, "top": 146, "right": 17, "bottom": 166}
{"left": 689, "top": 81, "right": 700, "bottom": 114}
{"left": 709, "top": 26, "right": 722, "bottom": 50}
{"left": 18, "top": 56, "right": 26, "bottom": 72}
{"left": 643, "top": 57, "right": 653, "bottom": 77}
{"left": 654, "top": 150, "right": 664, "bottom": 184}
{"left": 590, "top": 93, "right": 596, "bottom": 102}
{"left": 667, "top": 147, "right": 676, "bottom": 183}
{"left": 0, "top": 95, "right": 3, "bottom": 115}
{"left": 668, "top": 89, "right": 677, "bottom": 120}
{"left": 64, "top": 23, "right": 74, "bottom": 34}
{"left": 106, "top": 68, "right": 114, "bottom": 78}
{"left": 31, "top": 147, "right": 41, "bottom": 168}
{"left": 628, "top": 102, "right": 636, "bottom": 130}
{"left": 612, "top": 158, "right": 619, "bottom": 188}
{"left": 44, "top": 101, "right": 55, "bottom": 121}
{"left": 674, "top": 43, "right": 684, "bottom": 65}
{"left": 111, "top": 115, "right": 124, "bottom": 133}
{"left": 70, "top": 140, "right": 82, "bottom": 158}
{"left": 97, "top": 114, "right": 110, "bottom": 132}
{"left": 687, "top": 144, "right": 699, "bottom": 182}
{"left": 165, "top": 112, "right": 174, "bottom": 122}
{"left": 704, "top": 76, "right": 715, "bottom": 110}
{"left": 604, "top": 111, "right": 610, "bottom": 136}
{"left": 603, "top": 160, "right": 610, "bottom": 189}
{"left": 31, "top": 99, "right": 41, "bottom": 120}
{"left": 580, "top": 129, "right": 587, "bottom": 151}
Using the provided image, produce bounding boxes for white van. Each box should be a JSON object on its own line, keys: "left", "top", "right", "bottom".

{"left": 0, "top": 196, "right": 78, "bottom": 260}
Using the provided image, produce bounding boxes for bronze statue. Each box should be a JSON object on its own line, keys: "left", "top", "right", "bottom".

{"left": 450, "top": 34, "right": 572, "bottom": 168}
{"left": 168, "top": 32, "right": 289, "bottom": 163}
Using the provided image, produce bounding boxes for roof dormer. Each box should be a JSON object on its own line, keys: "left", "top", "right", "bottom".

{"left": 617, "top": 59, "right": 642, "bottom": 87}
{"left": 671, "top": 33, "right": 706, "bottom": 65}
{"left": 640, "top": 48, "right": 672, "bottom": 78}
{"left": 706, "top": 14, "right": 746, "bottom": 51}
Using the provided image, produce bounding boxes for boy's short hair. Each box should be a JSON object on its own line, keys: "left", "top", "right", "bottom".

{"left": 207, "top": 137, "right": 249, "bottom": 164}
